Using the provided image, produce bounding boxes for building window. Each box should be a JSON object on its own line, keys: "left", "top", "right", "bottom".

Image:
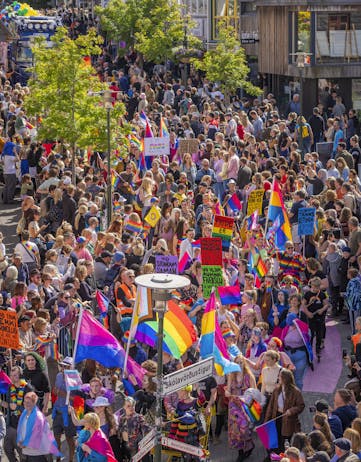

{"left": 297, "top": 11, "right": 311, "bottom": 53}
{"left": 186, "top": 0, "right": 207, "bottom": 16}
{"left": 211, "top": 0, "right": 239, "bottom": 39}
{"left": 316, "top": 12, "right": 361, "bottom": 62}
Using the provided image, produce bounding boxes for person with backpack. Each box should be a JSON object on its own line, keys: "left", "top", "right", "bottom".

{"left": 345, "top": 267, "right": 361, "bottom": 335}
{"left": 294, "top": 115, "right": 314, "bottom": 158}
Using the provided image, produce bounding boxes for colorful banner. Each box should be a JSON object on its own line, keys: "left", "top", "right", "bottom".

{"left": 155, "top": 255, "right": 179, "bottom": 274}
{"left": 247, "top": 189, "right": 264, "bottom": 216}
{"left": 212, "top": 215, "right": 234, "bottom": 251}
{"left": 0, "top": 310, "right": 19, "bottom": 349}
{"left": 200, "top": 237, "right": 223, "bottom": 266}
{"left": 202, "top": 265, "right": 224, "bottom": 298}
{"left": 298, "top": 207, "right": 316, "bottom": 236}
{"left": 144, "top": 206, "right": 161, "bottom": 228}
{"left": 144, "top": 137, "right": 170, "bottom": 157}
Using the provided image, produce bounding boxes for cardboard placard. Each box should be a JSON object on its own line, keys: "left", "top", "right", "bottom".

{"left": 155, "top": 255, "right": 179, "bottom": 274}
{"left": 178, "top": 139, "right": 200, "bottom": 156}
{"left": 202, "top": 265, "right": 224, "bottom": 298}
{"left": 247, "top": 189, "right": 264, "bottom": 216}
{"left": 0, "top": 310, "right": 20, "bottom": 349}
{"left": 200, "top": 237, "right": 223, "bottom": 266}
{"left": 298, "top": 207, "right": 316, "bottom": 236}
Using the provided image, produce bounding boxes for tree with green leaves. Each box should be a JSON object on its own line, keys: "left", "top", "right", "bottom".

{"left": 192, "top": 21, "right": 262, "bottom": 98}
{"left": 96, "top": 0, "right": 200, "bottom": 64}
{"left": 24, "top": 27, "right": 128, "bottom": 178}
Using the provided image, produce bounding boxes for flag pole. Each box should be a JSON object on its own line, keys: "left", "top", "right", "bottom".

{"left": 122, "top": 288, "right": 140, "bottom": 379}
{"left": 264, "top": 178, "right": 275, "bottom": 236}
{"left": 255, "top": 412, "right": 287, "bottom": 428}
{"left": 66, "top": 305, "right": 84, "bottom": 405}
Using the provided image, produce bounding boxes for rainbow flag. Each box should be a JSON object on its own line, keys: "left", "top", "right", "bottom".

{"left": 129, "top": 133, "right": 142, "bottom": 150}
{"left": 200, "top": 292, "right": 241, "bottom": 376}
{"left": 135, "top": 300, "right": 197, "bottom": 359}
{"left": 113, "top": 201, "right": 122, "bottom": 213}
{"left": 0, "top": 370, "right": 11, "bottom": 393}
{"left": 73, "top": 395, "right": 85, "bottom": 420}
{"left": 218, "top": 286, "right": 242, "bottom": 305}
{"left": 160, "top": 116, "right": 169, "bottom": 137}
{"left": 74, "top": 309, "right": 145, "bottom": 386}
{"left": 95, "top": 290, "right": 109, "bottom": 315}
{"left": 256, "top": 255, "right": 268, "bottom": 278}
{"left": 256, "top": 419, "right": 279, "bottom": 449}
{"left": 125, "top": 219, "right": 143, "bottom": 234}
{"left": 228, "top": 193, "right": 242, "bottom": 212}
{"left": 111, "top": 170, "right": 119, "bottom": 189}
{"left": 267, "top": 179, "right": 292, "bottom": 249}
{"left": 178, "top": 251, "right": 192, "bottom": 273}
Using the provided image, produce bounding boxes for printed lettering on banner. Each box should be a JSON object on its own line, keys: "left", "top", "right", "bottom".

{"left": 202, "top": 265, "right": 224, "bottom": 298}
{"left": 200, "top": 237, "right": 222, "bottom": 266}
{"left": 0, "top": 310, "right": 20, "bottom": 349}
{"left": 298, "top": 207, "right": 316, "bottom": 236}
{"left": 247, "top": 189, "right": 264, "bottom": 216}
{"left": 144, "top": 137, "right": 170, "bottom": 156}
{"left": 155, "top": 255, "right": 178, "bottom": 274}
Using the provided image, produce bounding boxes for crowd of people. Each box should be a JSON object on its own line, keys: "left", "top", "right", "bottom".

{"left": 0, "top": 11, "right": 361, "bottom": 462}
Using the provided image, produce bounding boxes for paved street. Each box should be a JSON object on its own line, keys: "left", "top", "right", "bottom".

{"left": 0, "top": 199, "right": 352, "bottom": 462}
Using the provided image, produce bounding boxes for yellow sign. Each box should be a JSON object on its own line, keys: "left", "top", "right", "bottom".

{"left": 247, "top": 189, "right": 264, "bottom": 216}
{"left": 144, "top": 206, "right": 161, "bottom": 228}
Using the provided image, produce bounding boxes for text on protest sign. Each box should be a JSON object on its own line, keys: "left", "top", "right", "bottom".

{"left": 155, "top": 255, "right": 178, "bottom": 274}
{"left": 202, "top": 265, "right": 224, "bottom": 298}
{"left": 212, "top": 215, "right": 234, "bottom": 251}
{"left": 162, "top": 357, "right": 214, "bottom": 395}
{"left": 162, "top": 437, "right": 207, "bottom": 459}
{"left": 200, "top": 237, "right": 223, "bottom": 266}
{"left": 298, "top": 207, "right": 316, "bottom": 236}
{"left": 247, "top": 189, "right": 264, "bottom": 216}
{"left": 0, "top": 310, "right": 20, "bottom": 349}
{"left": 144, "top": 137, "right": 170, "bottom": 157}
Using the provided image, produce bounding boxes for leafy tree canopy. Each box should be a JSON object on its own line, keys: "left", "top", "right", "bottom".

{"left": 25, "top": 27, "right": 128, "bottom": 152}
{"left": 192, "top": 21, "right": 262, "bottom": 97}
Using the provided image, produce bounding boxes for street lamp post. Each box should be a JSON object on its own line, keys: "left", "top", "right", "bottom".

{"left": 134, "top": 274, "right": 190, "bottom": 462}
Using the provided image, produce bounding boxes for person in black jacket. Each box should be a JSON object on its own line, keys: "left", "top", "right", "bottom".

{"left": 332, "top": 388, "right": 357, "bottom": 432}
{"left": 62, "top": 184, "right": 77, "bottom": 227}
{"left": 23, "top": 352, "right": 50, "bottom": 414}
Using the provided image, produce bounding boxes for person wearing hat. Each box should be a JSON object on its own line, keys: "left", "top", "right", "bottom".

{"left": 332, "top": 437, "right": 359, "bottom": 461}
{"left": 53, "top": 356, "right": 77, "bottom": 462}
{"left": 315, "top": 399, "right": 343, "bottom": 439}
{"left": 104, "top": 251, "right": 126, "bottom": 288}
{"left": 94, "top": 250, "right": 113, "bottom": 289}
{"left": 223, "top": 178, "right": 242, "bottom": 217}
{"left": 222, "top": 328, "right": 241, "bottom": 359}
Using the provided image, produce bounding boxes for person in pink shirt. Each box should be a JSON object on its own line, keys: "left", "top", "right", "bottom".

{"left": 73, "top": 237, "right": 92, "bottom": 261}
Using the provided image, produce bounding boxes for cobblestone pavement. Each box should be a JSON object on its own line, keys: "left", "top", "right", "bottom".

{"left": 0, "top": 200, "right": 351, "bottom": 462}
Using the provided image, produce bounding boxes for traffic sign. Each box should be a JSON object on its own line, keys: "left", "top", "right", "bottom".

{"left": 132, "top": 437, "right": 156, "bottom": 462}
{"left": 162, "top": 436, "right": 207, "bottom": 459}
{"left": 138, "top": 428, "right": 156, "bottom": 449}
{"left": 162, "top": 357, "right": 213, "bottom": 395}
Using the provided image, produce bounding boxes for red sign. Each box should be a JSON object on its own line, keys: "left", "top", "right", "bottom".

{"left": 200, "top": 237, "right": 223, "bottom": 266}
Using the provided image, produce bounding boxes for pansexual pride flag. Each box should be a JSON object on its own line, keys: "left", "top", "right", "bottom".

{"left": 200, "top": 292, "right": 241, "bottom": 376}
{"left": 267, "top": 179, "right": 292, "bottom": 248}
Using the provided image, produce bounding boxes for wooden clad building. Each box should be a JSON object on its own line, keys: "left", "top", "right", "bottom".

{"left": 255, "top": 0, "right": 361, "bottom": 115}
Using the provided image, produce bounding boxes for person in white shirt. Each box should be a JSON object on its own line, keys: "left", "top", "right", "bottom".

{"left": 179, "top": 228, "right": 195, "bottom": 261}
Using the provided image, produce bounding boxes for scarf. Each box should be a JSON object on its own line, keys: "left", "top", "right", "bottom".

{"left": 10, "top": 380, "right": 27, "bottom": 416}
